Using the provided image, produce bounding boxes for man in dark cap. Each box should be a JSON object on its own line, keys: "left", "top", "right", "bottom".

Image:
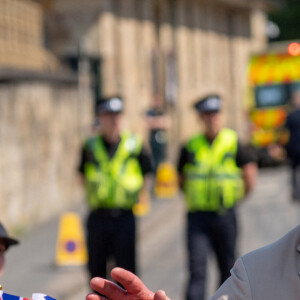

{"left": 177, "top": 94, "right": 257, "bottom": 300}
{"left": 78, "top": 96, "right": 153, "bottom": 281}
{"left": 0, "top": 222, "right": 19, "bottom": 278}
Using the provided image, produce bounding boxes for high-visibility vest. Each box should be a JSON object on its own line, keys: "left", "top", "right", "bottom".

{"left": 183, "top": 128, "right": 244, "bottom": 212}
{"left": 83, "top": 131, "right": 144, "bottom": 210}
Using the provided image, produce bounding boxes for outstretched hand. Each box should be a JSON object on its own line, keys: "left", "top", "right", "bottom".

{"left": 86, "top": 267, "right": 170, "bottom": 300}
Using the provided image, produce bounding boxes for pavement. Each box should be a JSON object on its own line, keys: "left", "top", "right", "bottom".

{"left": 2, "top": 165, "right": 300, "bottom": 300}
{"left": 1, "top": 195, "right": 182, "bottom": 300}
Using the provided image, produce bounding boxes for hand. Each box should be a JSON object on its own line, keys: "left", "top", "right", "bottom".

{"left": 86, "top": 267, "right": 170, "bottom": 300}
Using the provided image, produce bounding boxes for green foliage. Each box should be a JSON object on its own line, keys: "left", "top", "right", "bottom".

{"left": 268, "top": 0, "right": 300, "bottom": 41}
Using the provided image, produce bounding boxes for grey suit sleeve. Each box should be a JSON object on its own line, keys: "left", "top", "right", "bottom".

{"left": 209, "top": 257, "right": 252, "bottom": 300}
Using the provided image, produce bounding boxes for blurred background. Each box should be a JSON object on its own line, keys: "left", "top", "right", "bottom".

{"left": 0, "top": 0, "right": 300, "bottom": 299}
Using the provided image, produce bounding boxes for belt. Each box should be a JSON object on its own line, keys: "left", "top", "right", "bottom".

{"left": 188, "top": 207, "right": 235, "bottom": 216}
{"left": 91, "top": 208, "right": 132, "bottom": 218}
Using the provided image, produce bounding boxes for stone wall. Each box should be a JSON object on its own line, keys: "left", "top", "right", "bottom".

{"left": 94, "top": 0, "right": 264, "bottom": 155}
{"left": 43, "top": 0, "right": 271, "bottom": 161}
{"left": 0, "top": 74, "right": 93, "bottom": 231}
{"left": 0, "top": 0, "right": 58, "bottom": 71}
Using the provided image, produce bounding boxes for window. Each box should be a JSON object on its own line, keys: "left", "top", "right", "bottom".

{"left": 255, "top": 84, "right": 289, "bottom": 108}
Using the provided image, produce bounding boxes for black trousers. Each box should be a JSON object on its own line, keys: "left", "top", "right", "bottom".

{"left": 291, "top": 163, "right": 300, "bottom": 201}
{"left": 86, "top": 209, "right": 136, "bottom": 279}
{"left": 186, "top": 209, "right": 237, "bottom": 300}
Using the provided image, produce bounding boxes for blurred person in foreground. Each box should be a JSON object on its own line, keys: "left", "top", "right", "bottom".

{"left": 177, "top": 95, "right": 257, "bottom": 300}
{"left": 78, "top": 96, "right": 153, "bottom": 280}
{"left": 86, "top": 223, "right": 300, "bottom": 300}
{"left": 0, "top": 222, "right": 19, "bottom": 278}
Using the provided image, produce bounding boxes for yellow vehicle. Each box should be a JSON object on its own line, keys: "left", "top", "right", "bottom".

{"left": 246, "top": 42, "right": 300, "bottom": 162}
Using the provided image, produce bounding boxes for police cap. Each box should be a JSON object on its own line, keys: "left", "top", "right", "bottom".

{"left": 193, "top": 95, "right": 222, "bottom": 113}
{"left": 97, "top": 96, "right": 124, "bottom": 114}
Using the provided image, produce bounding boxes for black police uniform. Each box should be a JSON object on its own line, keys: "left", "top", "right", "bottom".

{"left": 177, "top": 95, "right": 255, "bottom": 300}
{"left": 78, "top": 97, "right": 153, "bottom": 279}
{"left": 145, "top": 107, "right": 168, "bottom": 173}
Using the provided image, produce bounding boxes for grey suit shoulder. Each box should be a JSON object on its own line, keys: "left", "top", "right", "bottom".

{"left": 210, "top": 225, "right": 300, "bottom": 300}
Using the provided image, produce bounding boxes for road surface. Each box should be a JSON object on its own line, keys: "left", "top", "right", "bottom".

{"left": 2, "top": 166, "right": 300, "bottom": 300}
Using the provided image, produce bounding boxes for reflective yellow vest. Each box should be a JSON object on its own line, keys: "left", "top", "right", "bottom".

{"left": 83, "top": 131, "right": 144, "bottom": 210}
{"left": 183, "top": 128, "right": 244, "bottom": 212}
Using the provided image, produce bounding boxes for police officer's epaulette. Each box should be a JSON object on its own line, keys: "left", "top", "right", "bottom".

{"left": 186, "top": 134, "right": 206, "bottom": 152}
{"left": 84, "top": 136, "right": 99, "bottom": 150}
{"left": 122, "top": 131, "right": 143, "bottom": 155}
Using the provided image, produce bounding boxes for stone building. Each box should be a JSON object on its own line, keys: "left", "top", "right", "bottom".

{"left": 0, "top": 0, "right": 280, "bottom": 229}
{"left": 41, "top": 0, "right": 280, "bottom": 154}
{"left": 0, "top": 0, "right": 93, "bottom": 229}
{"left": 0, "top": 0, "right": 57, "bottom": 70}
{"left": 0, "top": 77, "right": 92, "bottom": 229}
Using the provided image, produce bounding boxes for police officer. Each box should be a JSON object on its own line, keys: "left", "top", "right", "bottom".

{"left": 284, "top": 86, "right": 300, "bottom": 201}
{"left": 177, "top": 95, "right": 257, "bottom": 300}
{"left": 78, "top": 96, "right": 153, "bottom": 279}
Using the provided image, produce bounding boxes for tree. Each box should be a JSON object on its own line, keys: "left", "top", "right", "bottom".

{"left": 268, "top": 0, "right": 300, "bottom": 41}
